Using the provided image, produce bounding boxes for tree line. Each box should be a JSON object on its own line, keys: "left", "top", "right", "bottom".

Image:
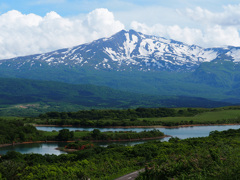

{"left": 41, "top": 107, "right": 206, "bottom": 119}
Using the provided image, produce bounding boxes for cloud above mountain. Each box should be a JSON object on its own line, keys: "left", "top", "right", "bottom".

{"left": 1, "top": 5, "right": 240, "bottom": 59}
{"left": 131, "top": 22, "right": 240, "bottom": 48}
{"left": 0, "top": 9, "right": 124, "bottom": 59}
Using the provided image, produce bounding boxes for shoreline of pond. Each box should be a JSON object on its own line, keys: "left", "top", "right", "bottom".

{"left": 34, "top": 123, "right": 240, "bottom": 129}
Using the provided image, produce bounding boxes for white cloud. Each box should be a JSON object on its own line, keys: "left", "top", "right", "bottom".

{"left": 131, "top": 21, "right": 240, "bottom": 48}
{"left": 204, "top": 26, "right": 240, "bottom": 47}
{"left": 0, "top": 8, "right": 124, "bottom": 59}
{"left": 85, "top": 8, "right": 124, "bottom": 39}
{"left": 185, "top": 4, "right": 240, "bottom": 26}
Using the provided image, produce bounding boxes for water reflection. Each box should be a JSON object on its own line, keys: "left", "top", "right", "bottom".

{"left": 0, "top": 142, "right": 68, "bottom": 155}
{"left": 1, "top": 125, "right": 240, "bottom": 155}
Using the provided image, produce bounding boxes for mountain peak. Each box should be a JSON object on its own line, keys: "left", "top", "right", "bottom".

{"left": 114, "top": 29, "right": 139, "bottom": 34}
{"left": 128, "top": 29, "right": 142, "bottom": 35}
{"left": 112, "top": 29, "right": 143, "bottom": 41}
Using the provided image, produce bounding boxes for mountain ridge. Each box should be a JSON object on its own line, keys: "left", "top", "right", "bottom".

{"left": 1, "top": 29, "right": 239, "bottom": 72}
{"left": 0, "top": 30, "right": 240, "bottom": 104}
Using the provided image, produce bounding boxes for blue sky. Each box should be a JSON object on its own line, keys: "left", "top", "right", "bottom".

{"left": 0, "top": 0, "right": 236, "bottom": 15}
{"left": 1, "top": 0, "right": 237, "bottom": 25}
{"left": 0, "top": 0, "right": 240, "bottom": 59}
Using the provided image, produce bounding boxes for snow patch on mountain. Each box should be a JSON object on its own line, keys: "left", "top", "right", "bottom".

{"left": 123, "top": 33, "right": 138, "bottom": 57}
{"left": 104, "top": 47, "right": 119, "bottom": 61}
{"left": 226, "top": 48, "right": 240, "bottom": 62}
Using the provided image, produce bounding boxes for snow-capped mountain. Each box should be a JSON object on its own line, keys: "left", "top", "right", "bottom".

{"left": 2, "top": 29, "right": 240, "bottom": 104}
{"left": 1, "top": 29, "right": 240, "bottom": 72}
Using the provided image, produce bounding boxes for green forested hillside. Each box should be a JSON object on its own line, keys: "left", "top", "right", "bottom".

{"left": 0, "top": 77, "right": 231, "bottom": 116}
{"left": 0, "top": 64, "right": 239, "bottom": 103}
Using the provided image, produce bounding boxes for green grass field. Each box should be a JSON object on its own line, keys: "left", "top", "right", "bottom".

{"left": 141, "top": 109, "right": 240, "bottom": 124}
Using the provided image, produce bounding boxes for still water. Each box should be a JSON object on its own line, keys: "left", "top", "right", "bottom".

{"left": 1, "top": 125, "right": 240, "bottom": 155}
{"left": 36, "top": 124, "right": 240, "bottom": 139}
{"left": 0, "top": 142, "right": 68, "bottom": 155}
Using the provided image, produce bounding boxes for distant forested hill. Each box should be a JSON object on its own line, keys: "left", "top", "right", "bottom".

{"left": 0, "top": 78, "right": 231, "bottom": 116}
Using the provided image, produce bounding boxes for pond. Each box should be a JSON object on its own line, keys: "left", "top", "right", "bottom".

{"left": 1, "top": 125, "right": 240, "bottom": 155}
{"left": 36, "top": 124, "right": 240, "bottom": 139}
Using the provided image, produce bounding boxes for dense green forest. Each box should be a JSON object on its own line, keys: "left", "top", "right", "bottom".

{"left": 40, "top": 107, "right": 181, "bottom": 119}
{"left": 137, "top": 128, "right": 240, "bottom": 179}
{"left": 1, "top": 128, "right": 240, "bottom": 179}
{"left": 0, "top": 119, "right": 43, "bottom": 144}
